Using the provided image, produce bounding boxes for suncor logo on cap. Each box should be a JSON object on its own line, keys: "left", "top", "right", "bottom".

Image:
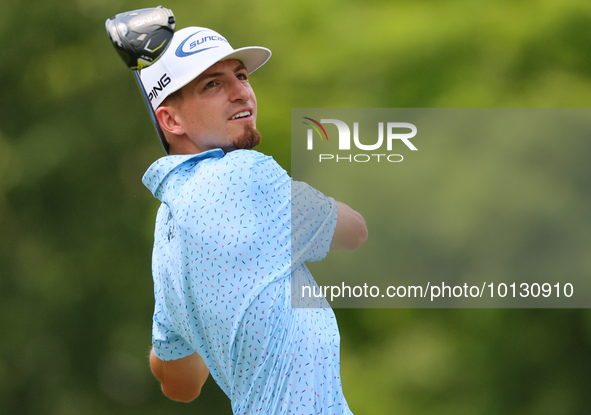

{"left": 175, "top": 30, "right": 229, "bottom": 57}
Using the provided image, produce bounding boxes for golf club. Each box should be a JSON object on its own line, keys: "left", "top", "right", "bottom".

{"left": 105, "top": 6, "right": 176, "bottom": 153}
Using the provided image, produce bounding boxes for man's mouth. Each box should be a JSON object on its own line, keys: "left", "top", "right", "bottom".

{"left": 230, "top": 110, "right": 252, "bottom": 120}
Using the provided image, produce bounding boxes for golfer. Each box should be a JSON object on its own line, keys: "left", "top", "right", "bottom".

{"left": 140, "top": 25, "right": 368, "bottom": 414}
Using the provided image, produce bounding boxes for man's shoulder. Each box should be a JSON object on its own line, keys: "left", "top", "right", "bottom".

{"left": 216, "top": 150, "right": 288, "bottom": 177}
{"left": 221, "top": 149, "right": 273, "bottom": 166}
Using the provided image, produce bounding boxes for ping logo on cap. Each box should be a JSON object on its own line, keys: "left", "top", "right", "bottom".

{"left": 148, "top": 73, "right": 172, "bottom": 102}
{"left": 175, "top": 30, "right": 230, "bottom": 57}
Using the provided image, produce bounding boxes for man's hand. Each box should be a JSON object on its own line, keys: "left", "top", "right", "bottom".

{"left": 330, "top": 202, "right": 368, "bottom": 251}
{"left": 150, "top": 348, "right": 210, "bottom": 403}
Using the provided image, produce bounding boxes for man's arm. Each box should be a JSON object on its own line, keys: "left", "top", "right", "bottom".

{"left": 330, "top": 201, "right": 368, "bottom": 251}
{"left": 149, "top": 348, "right": 210, "bottom": 403}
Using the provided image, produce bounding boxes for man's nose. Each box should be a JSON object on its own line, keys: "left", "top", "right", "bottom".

{"left": 227, "top": 77, "right": 250, "bottom": 101}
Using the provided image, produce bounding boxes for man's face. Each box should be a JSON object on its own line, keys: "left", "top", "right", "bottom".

{"left": 171, "top": 59, "right": 260, "bottom": 153}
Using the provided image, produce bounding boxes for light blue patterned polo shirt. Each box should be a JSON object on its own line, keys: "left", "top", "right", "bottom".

{"left": 142, "top": 149, "right": 354, "bottom": 415}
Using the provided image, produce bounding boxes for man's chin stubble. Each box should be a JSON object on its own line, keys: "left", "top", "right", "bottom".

{"left": 229, "top": 124, "right": 261, "bottom": 151}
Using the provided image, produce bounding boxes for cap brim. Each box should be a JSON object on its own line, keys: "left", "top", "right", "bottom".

{"left": 221, "top": 46, "right": 272, "bottom": 75}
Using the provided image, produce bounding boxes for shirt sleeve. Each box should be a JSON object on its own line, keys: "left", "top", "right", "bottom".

{"left": 152, "top": 307, "right": 196, "bottom": 361}
{"left": 291, "top": 180, "right": 338, "bottom": 266}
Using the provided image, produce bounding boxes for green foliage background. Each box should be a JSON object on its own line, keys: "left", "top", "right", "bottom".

{"left": 1, "top": 0, "right": 591, "bottom": 414}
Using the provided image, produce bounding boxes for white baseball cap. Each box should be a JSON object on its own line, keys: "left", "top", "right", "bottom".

{"left": 139, "top": 26, "right": 272, "bottom": 109}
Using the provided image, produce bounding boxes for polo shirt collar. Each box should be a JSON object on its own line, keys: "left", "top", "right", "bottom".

{"left": 142, "top": 148, "right": 225, "bottom": 200}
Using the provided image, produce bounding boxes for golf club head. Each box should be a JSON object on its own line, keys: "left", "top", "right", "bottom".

{"left": 105, "top": 6, "right": 176, "bottom": 70}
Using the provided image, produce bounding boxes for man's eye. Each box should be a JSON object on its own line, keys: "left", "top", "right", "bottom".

{"left": 204, "top": 81, "right": 216, "bottom": 89}
{"left": 237, "top": 73, "right": 248, "bottom": 81}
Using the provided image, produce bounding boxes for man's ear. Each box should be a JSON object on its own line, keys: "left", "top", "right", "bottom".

{"left": 155, "top": 106, "right": 185, "bottom": 136}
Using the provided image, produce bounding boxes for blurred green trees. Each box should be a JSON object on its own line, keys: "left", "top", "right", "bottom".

{"left": 1, "top": 0, "right": 591, "bottom": 414}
